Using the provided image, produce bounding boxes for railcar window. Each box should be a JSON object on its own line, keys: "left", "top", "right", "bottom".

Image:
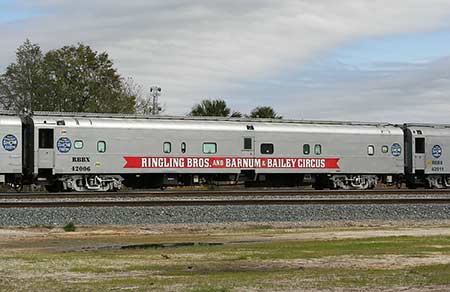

{"left": 163, "top": 142, "right": 171, "bottom": 153}
{"left": 97, "top": 141, "right": 106, "bottom": 153}
{"left": 415, "top": 138, "right": 425, "bottom": 154}
{"left": 74, "top": 140, "right": 84, "bottom": 149}
{"left": 367, "top": 145, "right": 374, "bottom": 156}
{"left": 244, "top": 138, "right": 252, "bottom": 150}
{"left": 382, "top": 145, "right": 389, "bottom": 153}
{"left": 203, "top": 143, "right": 217, "bottom": 154}
{"left": 181, "top": 142, "right": 186, "bottom": 153}
{"left": 261, "top": 143, "right": 274, "bottom": 154}
{"left": 314, "top": 144, "right": 322, "bottom": 155}
{"left": 303, "top": 144, "right": 310, "bottom": 155}
{"left": 38, "top": 129, "right": 54, "bottom": 149}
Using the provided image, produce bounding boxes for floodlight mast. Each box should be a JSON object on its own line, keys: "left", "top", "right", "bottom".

{"left": 150, "top": 86, "right": 162, "bottom": 115}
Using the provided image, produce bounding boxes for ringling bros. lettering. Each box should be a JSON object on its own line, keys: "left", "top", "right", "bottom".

{"left": 123, "top": 157, "right": 340, "bottom": 169}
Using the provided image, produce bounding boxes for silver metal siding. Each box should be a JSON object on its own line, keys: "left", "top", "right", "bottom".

{"left": 31, "top": 116, "right": 404, "bottom": 175}
{"left": 0, "top": 116, "right": 22, "bottom": 174}
{"left": 406, "top": 126, "right": 450, "bottom": 175}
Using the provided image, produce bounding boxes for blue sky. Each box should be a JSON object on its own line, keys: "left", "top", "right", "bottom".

{"left": 229, "top": 29, "right": 450, "bottom": 97}
{"left": 0, "top": 0, "right": 43, "bottom": 23}
{"left": 1, "top": 1, "right": 450, "bottom": 122}
{"left": 292, "top": 29, "right": 450, "bottom": 86}
{"left": 334, "top": 30, "right": 450, "bottom": 67}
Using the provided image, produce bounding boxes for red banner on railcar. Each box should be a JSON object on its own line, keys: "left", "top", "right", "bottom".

{"left": 123, "top": 157, "right": 340, "bottom": 169}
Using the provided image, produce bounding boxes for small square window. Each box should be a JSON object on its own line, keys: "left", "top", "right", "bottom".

{"left": 261, "top": 143, "right": 274, "bottom": 154}
{"left": 74, "top": 140, "right": 83, "bottom": 149}
{"left": 38, "top": 129, "right": 54, "bottom": 149}
{"left": 314, "top": 144, "right": 322, "bottom": 155}
{"left": 303, "top": 144, "right": 310, "bottom": 155}
{"left": 97, "top": 141, "right": 106, "bottom": 153}
{"left": 382, "top": 145, "right": 389, "bottom": 153}
{"left": 203, "top": 143, "right": 217, "bottom": 154}
{"left": 163, "top": 142, "right": 171, "bottom": 153}
{"left": 244, "top": 138, "right": 252, "bottom": 150}
{"left": 367, "top": 145, "right": 374, "bottom": 156}
{"left": 415, "top": 138, "right": 425, "bottom": 154}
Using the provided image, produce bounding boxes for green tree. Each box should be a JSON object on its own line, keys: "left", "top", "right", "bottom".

{"left": 0, "top": 39, "right": 46, "bottom": 113}
{"left": 0, "top": 40, "right": 137, "bottom": 114}
{"left": 249, "top": 106, "right": 282, "bottom": 119}
{"left": 230, "top": 111, "right": 243, "bottom": 118}
{"left": 43, "top": 44, "right": 136, "bottom": 113}
{"left": 189, "top": 99, "right": 231, "bottom": 117}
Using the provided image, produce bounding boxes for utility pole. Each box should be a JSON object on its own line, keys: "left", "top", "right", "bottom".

{"left": 150, "top": 86, "right": 162, "bottom": 115}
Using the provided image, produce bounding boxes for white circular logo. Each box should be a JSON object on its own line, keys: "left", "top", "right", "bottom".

{"left": 432, "top": 145, "right": 442, "bottom": 158}
{"left": 2, "top": 134, "right": 18, "bottom": 151}
{"left": 391, "top": 143, "right": 402, "bottom": 157}
{"left": 57, "top": 137, "right": 72, "bottom": 153}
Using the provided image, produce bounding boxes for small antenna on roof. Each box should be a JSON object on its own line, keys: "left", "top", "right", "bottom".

{"left": 150, "top": 86, "right": 162, "bottom": 115}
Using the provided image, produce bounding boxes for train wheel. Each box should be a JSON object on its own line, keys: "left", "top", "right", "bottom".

{"left": 13, "top": 184, "right": 23, "bottom": 192}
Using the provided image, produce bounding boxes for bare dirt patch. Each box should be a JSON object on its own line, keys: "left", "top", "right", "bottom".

{"left": 1, "top": 219, "right": 450, "bottom": 253}
{"left": 271, "top": 254, "right": 450, "bottom": 270}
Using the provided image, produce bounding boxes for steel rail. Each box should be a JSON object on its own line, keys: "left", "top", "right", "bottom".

{"left": 1, "top": 188, "right": 450, "bottom": 200}
{"left": 2, "top": 197, "right": 450, "bottom": 208}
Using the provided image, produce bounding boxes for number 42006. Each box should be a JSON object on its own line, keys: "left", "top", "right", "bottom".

{"left": 72, "top": 166, "right": 91, "bottom": 172}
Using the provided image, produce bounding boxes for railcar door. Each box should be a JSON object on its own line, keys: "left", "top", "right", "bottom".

{"left": 37, "top": 128, "right": 55, "bottom": 169}
{"left": 240, "top": 136, "right": 256, "bottom": 180}
{"left": 414, "top": 137, "right": 425, "bottom": 171}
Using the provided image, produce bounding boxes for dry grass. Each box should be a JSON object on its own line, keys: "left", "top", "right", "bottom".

{"left": 1, "top": 222, "right": 450, "bottom": 291}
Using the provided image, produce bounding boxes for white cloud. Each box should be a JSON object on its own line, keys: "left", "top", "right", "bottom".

{"left": 275, "top": 57, "right": 450, "bottom": 123}
{"left": 1, "top": 0, "right": 450, "bottom": 117}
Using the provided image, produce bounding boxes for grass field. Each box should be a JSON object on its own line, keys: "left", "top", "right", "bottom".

{"left": 1, "top": 223, "right": 450, "bottom": 291}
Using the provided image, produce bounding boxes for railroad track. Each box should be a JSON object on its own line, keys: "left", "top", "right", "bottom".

{"left": 2, "top": 188, "right": 450, "bottom": 200}
{"left": 2, "top": 197, "right": 450, "bottom": 208}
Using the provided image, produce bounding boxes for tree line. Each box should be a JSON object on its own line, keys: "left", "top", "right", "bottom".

{"left": 189, "top": 99, "right": 282, "bottom": 119}
{"left": 1, "top": 40, "right": 282, "bottom": 119}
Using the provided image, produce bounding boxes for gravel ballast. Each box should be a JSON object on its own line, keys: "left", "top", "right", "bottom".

{"left": 1, "top": 204, "right": 450, "bottom": 226}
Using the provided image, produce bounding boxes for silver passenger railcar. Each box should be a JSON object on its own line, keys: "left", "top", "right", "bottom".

{"left": 29, "top": 113, "right": 404, "bottom": 191}
{"left": 0, "top": 114, "right": 22, "bottom": 188}
{"left": 404, "top": 124, "right": 450, "bottom": 188}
